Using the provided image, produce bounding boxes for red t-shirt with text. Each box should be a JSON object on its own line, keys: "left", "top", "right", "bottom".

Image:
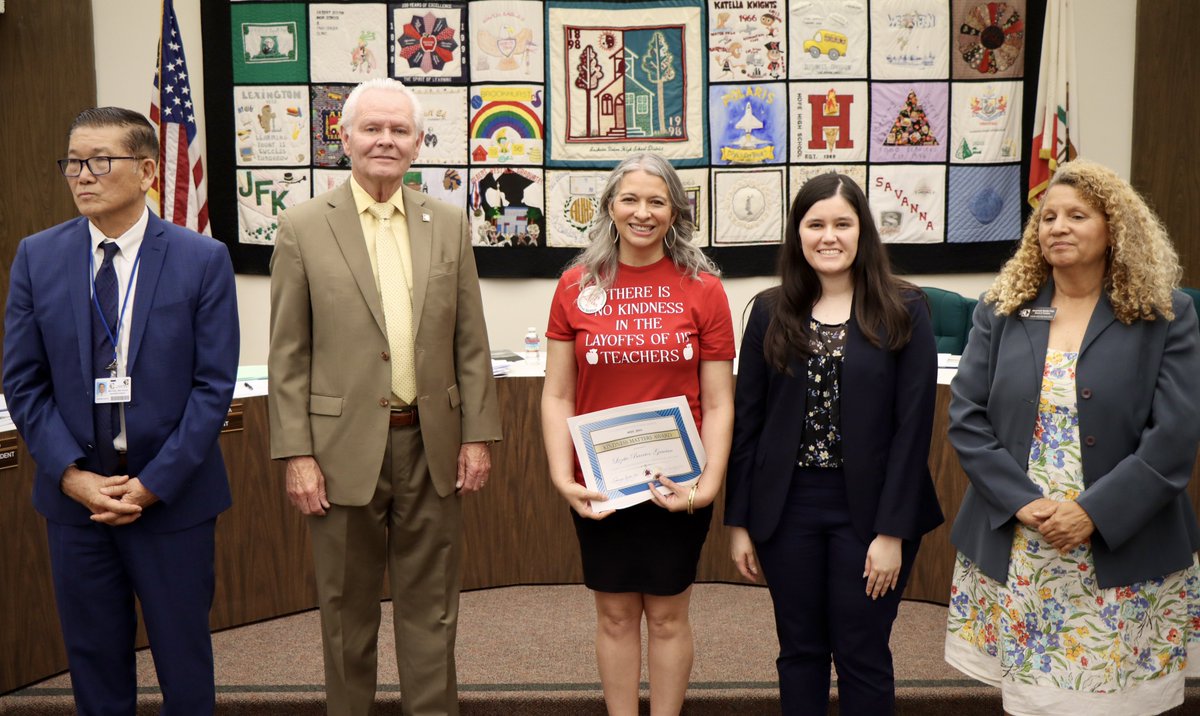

{"left": 547, "top": 258, "right": 735, "bottom": 484}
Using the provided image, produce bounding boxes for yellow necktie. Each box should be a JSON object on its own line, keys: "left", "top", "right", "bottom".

{"left": 367, "top": 202, "right": 417, "bottom": 404}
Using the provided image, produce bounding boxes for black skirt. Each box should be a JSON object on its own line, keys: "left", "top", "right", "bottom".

{"left": 572, "top": 500, "right": 713, "bottom": 596}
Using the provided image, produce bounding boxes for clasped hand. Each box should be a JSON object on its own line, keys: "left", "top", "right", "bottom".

{"left": 62, "top": 465, "right": 158, "bottom": 526}
{"left": 1017, "top": 497, "right": 1094, "bottom": 552}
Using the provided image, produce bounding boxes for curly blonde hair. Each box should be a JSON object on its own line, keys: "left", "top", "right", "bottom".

{"left": 986, "top": 159, "right": 1181, "bottom": 323}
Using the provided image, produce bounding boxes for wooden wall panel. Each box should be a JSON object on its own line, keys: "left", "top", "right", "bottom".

{"left": 0, "top": 2, "right": 98, "bottom": 375}
{"left": 9, "top": 382, "right": 1200, "bottom": 692}
{"left": 1131, "top": 0, "right": 1200, "bottom": 286}
{"left": 0, "top": 0, "right": 97, "bottom": 694}
{"left": 461, "top": 375, "right": 583, "bottom": 588}
{"left": 210, "top": 399, "right": 318, "bottom": 627}
{"left": 0, "top": 439, "right": 66, "bottom": 694}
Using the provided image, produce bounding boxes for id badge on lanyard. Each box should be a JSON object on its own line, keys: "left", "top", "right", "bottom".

{"left": 90, "top": 243, "right": 142, "bottom": 405}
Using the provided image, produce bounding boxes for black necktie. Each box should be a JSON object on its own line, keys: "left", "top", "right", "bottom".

{"left": 93, "top": 241, "right": 120, "bottom": 475}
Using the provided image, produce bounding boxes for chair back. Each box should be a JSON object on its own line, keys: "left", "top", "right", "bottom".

{"left": 919, "top": 287, "right": 976, "bottom": 355}
{"left": 1181, "top": 287, "right": 1200, "bottom": 324}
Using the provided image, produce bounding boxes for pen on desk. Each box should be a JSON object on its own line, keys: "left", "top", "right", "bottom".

{"left": 244, "top": 382, "right": 253, "bottom": 390}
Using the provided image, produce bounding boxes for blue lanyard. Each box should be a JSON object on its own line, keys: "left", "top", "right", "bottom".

{"left": 89, "top": 242, "right": 142, "bottom": 375}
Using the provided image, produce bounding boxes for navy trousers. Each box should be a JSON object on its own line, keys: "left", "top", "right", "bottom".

{"left": 46, "top": 517, "right": 218, "bottom": 716}
{"left": 755, "top": 467, "right": 917, "bottom": 716}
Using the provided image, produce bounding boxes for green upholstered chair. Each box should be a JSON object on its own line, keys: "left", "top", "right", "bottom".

{"left": 920, "top": 287, "right": 977, "bottom": 355}
{"left": 1181, "top": 287, "right": 1200, "bottom": 322}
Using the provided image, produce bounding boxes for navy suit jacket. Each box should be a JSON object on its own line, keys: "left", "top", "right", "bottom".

{"left": 726, "top": 290, "right": 944, "bottom": 544}
{"left": 949, "top": 285, "right": 1200, "bottom": 588}
{"left": 3, "top": 212, "right": 239, "bottom": 532}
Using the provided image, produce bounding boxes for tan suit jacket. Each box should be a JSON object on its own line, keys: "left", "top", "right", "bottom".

{"left": 268, "top": 182, "right": 501, "bottom": 501}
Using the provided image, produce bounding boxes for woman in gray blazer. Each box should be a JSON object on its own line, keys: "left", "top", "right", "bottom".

{"left": 945, "top": 159, "right": 1200, "bottom": 715}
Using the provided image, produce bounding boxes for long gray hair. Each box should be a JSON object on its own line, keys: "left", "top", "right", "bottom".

{"left": 567, "top": 153, "right": 719, "bottom": 290}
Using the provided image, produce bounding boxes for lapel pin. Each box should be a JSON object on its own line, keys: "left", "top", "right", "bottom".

{"left": 421, "top": 212, "right": 431, "bottom": 223}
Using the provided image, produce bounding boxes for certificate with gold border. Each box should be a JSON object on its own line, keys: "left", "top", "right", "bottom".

{"left": 567, "top": 396, "right": 706, "bottom": 512}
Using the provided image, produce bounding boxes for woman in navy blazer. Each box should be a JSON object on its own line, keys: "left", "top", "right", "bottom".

{"left": 944, "top": 160, "right": 1200, "bottom": 714}
{"left": 727, "top": 174, "right": 943, "bottom": 715}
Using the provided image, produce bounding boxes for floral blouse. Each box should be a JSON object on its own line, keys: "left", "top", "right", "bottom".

{"left": 797, "top": 319, "right": 846, "bottom": 468}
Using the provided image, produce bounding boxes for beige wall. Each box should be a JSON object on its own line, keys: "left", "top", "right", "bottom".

{"left": 92, "top": 0, "right": 1138, "bottom": 363}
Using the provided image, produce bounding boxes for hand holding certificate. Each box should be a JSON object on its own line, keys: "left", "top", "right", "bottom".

{"left": 567, "top": 396, "right": 706, "bottom": 512}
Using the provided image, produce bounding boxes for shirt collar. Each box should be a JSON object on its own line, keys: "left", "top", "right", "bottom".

{"left": 89, "top": 205, "right": 149, "bottom": 258}
{"left": 350, "top": 176, "right": 406, "bottom": 217}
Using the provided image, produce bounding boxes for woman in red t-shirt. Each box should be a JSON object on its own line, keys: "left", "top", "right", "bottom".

{"left": 541, "top": 153, "right": 735, "bottom": 716}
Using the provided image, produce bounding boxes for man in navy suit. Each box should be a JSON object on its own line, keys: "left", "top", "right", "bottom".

{"left": 3, "top": 107, "right": 239, "bottom": 715}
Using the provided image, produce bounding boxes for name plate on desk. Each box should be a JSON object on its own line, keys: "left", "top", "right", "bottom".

{"left": 0, "top": 435, "right": 18, "bottom": 470}
{"left": 222, "top": 402, "right": 245, "bottom": 434}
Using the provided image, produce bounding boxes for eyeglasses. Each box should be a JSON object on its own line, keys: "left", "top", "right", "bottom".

{"left": 56, "top": 156, "right": 143, "bottom": 177}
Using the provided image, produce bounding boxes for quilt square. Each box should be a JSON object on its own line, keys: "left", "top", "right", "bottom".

{"left": 789, "top": 0, "right": 869, "bottom": 79}
{"left": 469, "top": 85, "right": 545, "bottom": 166}
{"left": 870, "top": 0, "right": 951, "bottom": 80}
{"left": 232, "top": 3, "right": 309, "bottom": 83}
{"left": 789, "top": 164, "right": 868, "bottom": 203}
{"left": 710, "top": 83, "right": 787, "bottom": 166}
{"left": 790, "top": 81, "right": 868, "bottom": 163}
{"left": 547, "top": 0, "right": 707, "bottom": 166}
{"left": 469, "top": 1, "right": 544, "bottom": 83}
{"left": 237, "top": 168, "right": 312, "bottom": 245}
{"left": 946, "top": 164, "right": 1021, "bottom": 243}
{"left": 870, "top": 82, "right": 949, "bottom": 163}
{"left": 708, "top": 0, "right": 785, "bottom": 82}
{"left": 546, "top": 170, "right": 608, "bottom": 248}
{"left": 311, "top": 84, "right": 352, "bottom": 168}
{"left": 868, "top": 164, "right": 946, "bottom": 244}
{"left": 711, "top": 167, "right": 785, "bottom": 246}
{"left": 234, "top": 85, "right": 311, "bottom": 166}
{"left": 677, "top": 168, "right": 710, "bottom": 248}
{"left": 404, "top": 166, "right": 468, "bottom": 209}
{"left": 310, "top": 3, "right": 388, "bottom": 82}
{"left": 313, "top": 169, "right": 351, "bottom": 195}
{"left": 952, "top": 0, "right": 1026, "bottom": 79}
{"left": 411, "top": 86, "right": 469, "bottom": 165}
{"left": 390, "top": 2, "right": 467, "bottom": 83}
{"left": 950, "top": 81, "right": 1022, "bottom": 163}
{"left": 469, "top": 167, "right": 545, "bottom": 248}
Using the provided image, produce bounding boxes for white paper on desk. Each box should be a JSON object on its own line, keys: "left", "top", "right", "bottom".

{"left": 936, "top": 353, "right": 961, "bottom": 368}
{"left": 567, "top": 396, "right": 706, "bottom": 512}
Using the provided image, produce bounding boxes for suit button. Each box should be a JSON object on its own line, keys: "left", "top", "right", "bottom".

{"left": 379, "top": 398, "right": 389, "bottom": 407}
{"left": 1081, "top": 388, "right": 1093, "bottom": 399}
{"left": 1085, "top": 436, "right": 1096, "bottom": 446}
{"left": 381, "top": 351, "right": 390, "bottom": 361}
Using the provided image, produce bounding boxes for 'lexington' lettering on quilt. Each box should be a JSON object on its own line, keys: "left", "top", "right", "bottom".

{"left": 874, "top": 177, "right": 936, "bottom": 232}
{"left": 582, "top": 284, "right": 693, "bottom": 365}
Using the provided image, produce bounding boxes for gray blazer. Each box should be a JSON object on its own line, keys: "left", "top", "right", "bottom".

{"left": 949, "top": 283, "right": 1200, "bottom": 588}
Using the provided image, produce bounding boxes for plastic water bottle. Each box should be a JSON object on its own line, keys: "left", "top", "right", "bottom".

{"left": 524, "top": 327, "right": 541, "bottom": 364}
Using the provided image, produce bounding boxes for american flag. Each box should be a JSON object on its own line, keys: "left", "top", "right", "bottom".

{"left": 149, "top": 0, "right": 209, "bottom": 234}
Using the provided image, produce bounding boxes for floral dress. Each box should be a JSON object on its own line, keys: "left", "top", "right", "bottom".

{"left": 945, "top": 350, "right": 1200, "bottom": 715}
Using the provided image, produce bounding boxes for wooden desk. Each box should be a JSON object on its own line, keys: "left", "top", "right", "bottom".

{"left": 4, "top": 380, "right": 1199, "bottom": 693}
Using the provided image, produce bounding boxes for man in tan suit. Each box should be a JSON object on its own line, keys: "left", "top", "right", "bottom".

{"left": 268, "top": 78, "right": 501, "bottom": 716}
